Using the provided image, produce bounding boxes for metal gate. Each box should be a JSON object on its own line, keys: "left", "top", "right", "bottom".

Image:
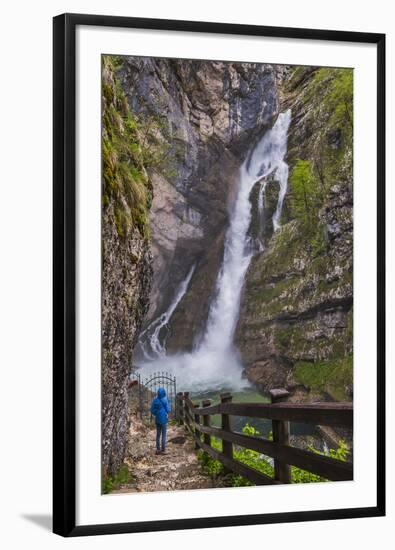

{"left": 129, "top": 371, "right": 177, "bottom": 422}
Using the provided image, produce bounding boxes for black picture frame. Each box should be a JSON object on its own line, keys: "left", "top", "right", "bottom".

{"left": 53, "top": 12, "right": 386, "bottom": 537}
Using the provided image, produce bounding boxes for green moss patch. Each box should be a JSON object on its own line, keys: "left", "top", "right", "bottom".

{"left": 102, "top": 463, "right": 132, "bottom": 494}
{"left": 102, "top": 55, "right": 153, "bottom": 238}
{"left": 285, "top": 66, "right": 353, "bottom": 244}
{"left": 294, "top": 355, "right": 353, "bottom": 401}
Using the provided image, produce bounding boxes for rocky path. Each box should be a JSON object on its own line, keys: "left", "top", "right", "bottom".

{"left": 111, "top": 416, "right": 223, "bottom": 494}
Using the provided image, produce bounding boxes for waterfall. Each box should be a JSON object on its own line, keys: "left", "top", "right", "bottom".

{"left": 272, "top": 160, "right": 289, "bottom": 231}
{"left": 255, "top": 181, "right": 267, "bottom": 252}
{"left": 138, "top": 264, "right": 196, "bottom": 360}
{"left": 197, "top": 109, "right": 292, "bottom": 355}
{"left": 137, "top": 110, "right": 291, "bottom": 392}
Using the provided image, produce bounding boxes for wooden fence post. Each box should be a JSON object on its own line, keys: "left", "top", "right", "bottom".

{"left": 194, "top": 403, "right": 201, "bottom": 449}
{"left": 176, "top": 392, "right": 183, "bottom": 425}
{"left": 270, "top": 388, "right": 291, "bottom": 484}
{"left": 202, "top": 399, "right": 211, "bottom": 447}
{"left": 161, "top": 388, "right": 352, "bottom": 484}
{"left": 220, "top": 393, "right": 233, "bottom": 470}
{"left": 183, "top": 392, "right": 190, "bottom": 432}
{"left": 176, "top": 393, "right": 180, "bottom": 423}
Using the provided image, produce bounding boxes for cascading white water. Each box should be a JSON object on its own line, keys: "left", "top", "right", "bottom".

{"left": 138, "top": 264, "right": 196, "bottom": 360}
{"left": 255, "top": 181, "right": 267, "bottom": 252}
{"left": 197, "top": 109, "right": 292, "bottom": 355}
{"left": 272, "top": 160, "right": 289, "bottom": 231}
{"left": 137, "top": 110, "right": 291, "bottom": 392}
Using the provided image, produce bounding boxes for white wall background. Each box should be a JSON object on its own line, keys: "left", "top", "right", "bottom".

{"left": 0, "top": 0, "right": 392, "bottom": 548}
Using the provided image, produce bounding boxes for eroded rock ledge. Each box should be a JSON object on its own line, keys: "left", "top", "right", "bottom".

{"left": 236, "top": 68, "right": 353, "bottom": 402}
{"left": 118, "top": 58, "right": 281, "bottom": 352}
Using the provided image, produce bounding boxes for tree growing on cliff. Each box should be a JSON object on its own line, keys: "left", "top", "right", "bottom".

{"left": 289, "top": 159, "right": 320, "bottom": 230}
{"left": 316, "top": 67, "right": 353, "bottom": 131}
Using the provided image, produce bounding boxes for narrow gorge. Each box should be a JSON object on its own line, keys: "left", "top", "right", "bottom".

{"left": 101, "top": 56, "right": 353, "bottom": 478}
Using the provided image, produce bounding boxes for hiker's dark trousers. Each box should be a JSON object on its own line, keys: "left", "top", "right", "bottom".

{"left": 156, "top": 423, "right": 167, "bottom": 451}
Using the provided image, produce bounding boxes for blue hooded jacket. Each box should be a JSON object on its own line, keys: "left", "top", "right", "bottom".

{"left": 151, "top": 387, "right": 170, "bottom": 425}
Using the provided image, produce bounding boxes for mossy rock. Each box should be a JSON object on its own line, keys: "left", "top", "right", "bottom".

{"left": 102, "top": 55, "right": 153, "bottom": 239}
{"left": 294, "top": 355, "right": 353, "bottom": 401}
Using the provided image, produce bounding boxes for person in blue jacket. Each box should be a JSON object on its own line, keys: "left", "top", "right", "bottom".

{"left": 151, "top": 387, "right": 171, "bottom": 455}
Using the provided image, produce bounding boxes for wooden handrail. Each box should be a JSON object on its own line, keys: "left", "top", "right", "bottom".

{"left": 193, "top": 401, "right": 353, "bottom": 427}
{"left": 198, "top": 440, "right": 277, "bottom": 486}
{"left": 197, "top": 424, "right": 352, "bottom": 481}
{"left": 175, "top": 389, "right": 353, "bottom": 486}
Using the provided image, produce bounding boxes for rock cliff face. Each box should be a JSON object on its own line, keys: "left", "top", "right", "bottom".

{"left": 102, "top": 58, "right": 353, "bottom": 480}
{"left": 118, "top": 59, "right": 280, "bottom": 352}
{"left": 102, "top": 207, "right": 152, "bottom": 477}
{"left": 102, "top": 58, "right": 153, "bottom": 478}
{"left": 235, "top": 67, "right": 353, "bottom": 401}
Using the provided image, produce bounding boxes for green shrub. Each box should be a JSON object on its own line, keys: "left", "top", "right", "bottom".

{"left": 198, "top": 436, "right": 224, "bottom": 477}
{"left": 292, "top": 439, "right": 350, "bottom": 483}
{"left": 198, "top": 423, "right": 350, "bottom": 487}
{"left": 230, "top": 424, "right": 274, "bottom": 486}
{"left": 102, "top": 463, "right": 132, "bottom": 494}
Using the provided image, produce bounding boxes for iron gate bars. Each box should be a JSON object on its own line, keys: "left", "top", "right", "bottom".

{"left": 129, "top": 371, "right": 177, "bottom": 421}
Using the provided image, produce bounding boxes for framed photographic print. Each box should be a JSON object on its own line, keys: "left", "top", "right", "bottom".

{"left": 53, "top": 13, "right": 385, "bottom": 537}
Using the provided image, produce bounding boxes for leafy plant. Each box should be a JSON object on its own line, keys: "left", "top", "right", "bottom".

{"left": 102, "top": 463, "right": 132, "bottom": 494}
{"left": 197, "top": 436, "right": 224, "bottom": 477}
{"left": 231, "top": 424, "right": 274, "bottom": 486}
{"left": 292, "top": 439, "right": 350, "bottom": 483}
{"left": 198, "top": 423, "right": 350, "bottom": 487}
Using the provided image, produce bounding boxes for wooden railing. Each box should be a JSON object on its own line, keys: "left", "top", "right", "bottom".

{"left": 175, "top": 389, "right": 353, "bottom": 485}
